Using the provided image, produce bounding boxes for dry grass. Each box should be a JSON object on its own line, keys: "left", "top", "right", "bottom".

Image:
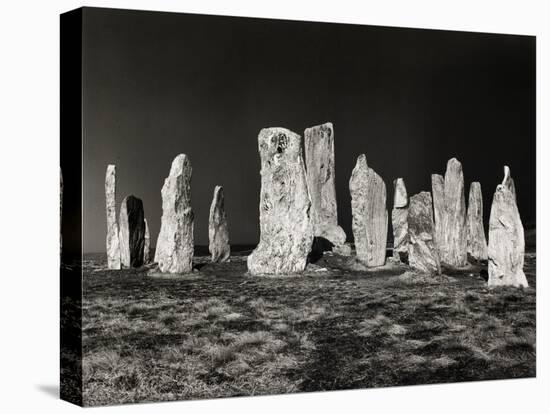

{"left": 81, "top": 249, "right": 536, "bottom": 406}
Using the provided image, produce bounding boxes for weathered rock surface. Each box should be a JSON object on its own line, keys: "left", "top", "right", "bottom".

{"left": 392, "top": 178, "right": 408, "bottom": 262}
{"left": 407, "top": 191, "right": 441, "bottom": 274}
{"left": 304, "top": 122, "right": 346, "bottom": 248}
{"left": 209, "top": 185, "right": 230, "bottom": 263}
{"left": 143, "top": 218, "right": 151, "bottom": 264}
{"left": 155, "top": 154, "right": 194, "bottom": 274}
{"left": 119, "top": 195, "right": 145, "bottom": 268}
{"left": 247, "top": 128, "right": 313, "bottom": 275}
{"left": 349, "top": 154, "right": 388, "bottom": 267}
{"left": 442, "top": 158, "right": 468, "bottom": 267}
{"left": 488, "top": 168, "right": 527, "bottom": 287}
{"left": 431, "top": 173, "right": 445, "bottom": 256}
{"left": 502, "top": 165, "right": 517, "bottom": 200}
{"left": 105, "top": 164, "right": 121, "bottom": 269}
{"left": 466, "top": 182, "right": 488, "bottom": 261}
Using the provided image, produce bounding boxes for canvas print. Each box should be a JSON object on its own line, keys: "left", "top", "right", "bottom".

{"left": 60, "top": 7, "right": 536, "bottom": 407}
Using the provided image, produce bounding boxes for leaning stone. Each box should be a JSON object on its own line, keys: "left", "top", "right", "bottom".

{"left": 155, "top": 154, "right": 194, "bottom": 274}
{"left": 349, "top": 154, "right": 388, "bottom": 267}
{"left": 488, "top": 168, "right": 528, "bottom": 287}
{"left": 431, "top": 173, "right": 445, "bottom": 257}
{"left": 407, "top": 192, "right": 441, "bottom": 274}
{"left": 442, "top": 158, "right": 468, "bottom": 267}
{"left": 466, "top": 182, "right": 488, "bottom": 261}
{"left": 143, "top": 218, "right": 151, "bottom": 264}
{"left": 209, "top": 185, "right": 230, "bottom": 263}
{"left": 304, "top": 122, "right": 346, "bottom": 248}
{"left": 392, "top": 178, "right": 408, "bottom": 262}
{"left": 105, "top": 165, "right": 121, "bottom": 269}
{"left": 247, "top": 128, "right": 313, "bottom": 275}
{"left": 119, "top": 195, "right": 145, "bottom": 268}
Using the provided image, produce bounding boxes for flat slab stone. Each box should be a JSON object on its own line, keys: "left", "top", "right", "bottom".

{"left": 431, "top": 173, "right": 445, "bottom": 256}
{"left": 392, "top": 178, "right": 409, "bottom": 262}
{"left": 105, "top": 165, "right": 121, "bottom": 269}
{"left": 304, "top": 122, "right": 346, "bottom": 248}
{"left": 119, "top": 195, "right": 145, "bottom": 268}
{"left": 247, "top": 127, "right": 314, "bottom": 275}
{"left": 466, "top": 182, "right": 488, "bottom": 261}
{"left": 155, "top": 154, "right": 194, "bottom": 274}
{"left": 209, "top": 185, "right": 230, "bottom": 263}
{"left": 349, "top": 154, "right": 388, "bottom": 267}
{"left": 407, "top": 191, "right": 441, "bottom": 274}
{"left": 488, "top": 167, "right": 528, "bottom": 287}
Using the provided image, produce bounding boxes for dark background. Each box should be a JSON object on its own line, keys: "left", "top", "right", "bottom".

{"left": 81, "top": 7, "right": 535, "bottom": 253}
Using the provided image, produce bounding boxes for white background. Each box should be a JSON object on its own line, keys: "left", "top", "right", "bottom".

{"left": 0, "top": 0, "right": 548, "bottom": 412}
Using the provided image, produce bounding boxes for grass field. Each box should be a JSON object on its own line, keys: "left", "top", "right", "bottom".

{"left": 81, "top": 248, "right": 536, "bottom": 406}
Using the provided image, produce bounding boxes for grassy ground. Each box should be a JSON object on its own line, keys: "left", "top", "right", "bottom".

{"left": 81, "top": 248, "right": 536, "bottom": 406}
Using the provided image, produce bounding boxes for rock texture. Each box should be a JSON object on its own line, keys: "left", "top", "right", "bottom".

{"left": 488, "top": 167, "right": 527, "bottom": 287}
{"left": 209, "top": 185, "right": 230, "bottom": 263}
{"left": 349, "top": 154, "right": 388, "bottom": 267}
{"left": 431, "top": 173, "right": 445, "bottom": 255}
{"left": 155, "top": 154, "right": 194, "bottom": 274}
{"left": 105, "top": 165, "right": 121, "bottom": 269}
{"left": 143, "top": 218, "right": 151, "bottom": 264}
{"left": 407, "top": 192, "right": 441, "bottom": 274}
{"left": 466, "top": 182, "right": 488, "bottom": 261}
{"left": 304, "top": 122, "right": 346, "bottom": 248}
{"left": 247, "top": 128, "right": 313, "bottom": 275}
{"left": 119, "top": 195, "right": 146, "bottom": 268}
{"left": 392, "top": 178, "right": 408, "bottom": 262}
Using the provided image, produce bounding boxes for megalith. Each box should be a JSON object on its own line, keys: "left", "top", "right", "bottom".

{"left": 247, "top": 128, "right": 313, "bottom": 275}
{"left": 143, "top": 218, "right": 151, "bottom": 264}
{"left": 105, "top": 164, "right": 121, "bottom": 269}
{"left": 431, "top": 173, "right": 445, "bottom": 256}
{"left": 304, "top": 122, "right": 346, "bottom": 249}
{"left": 488, "top": 167, "right": 528, "bottom": 287}
{"left": 392, "top": 178, "right": 409, "bottom": 262}
{"left": 466, "top": 182, "right": 488, "bottom": 261}
{"left": 119, "top": 195, "right": 146, "bottom": 268}
{"left": 209, "top": 185, "right": 230, "bottom": 263}
{"left": 442, "top": 158, "right": 468, "bottom": 267}
{"left": 155, "top": 154, "right": 194, "bottom": 274}
{"left": 349, "top": 154, "right": 388, "bottom": 267}
{"left": 407, "top": 191, "right": 441, "bottom": 274}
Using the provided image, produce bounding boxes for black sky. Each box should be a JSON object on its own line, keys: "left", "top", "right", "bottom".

{"left": 81, "top": 7, "right": 535, "bottom": 253}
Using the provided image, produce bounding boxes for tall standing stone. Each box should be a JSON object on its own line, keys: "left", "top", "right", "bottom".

{"left": 105, "top": 165, "right": 121, "bottom": 269}
{"left": 209, "top": 185, "right": 230, "bottom": 263}
{"left": 488, "top": 167, "right": 527, "bottom": 287}
{"left": 155, "top": 154, "right": 194, "bottom": 274}
{"left": 392, "top": 178, "right": 409, "bottom": 262}
{"left": 466, "top": 182, "right": 488, "bottom": 261}
{"left": 407, "top": 192, "right": 441, "bottom": 274}
{"left": 143, "top": 218, "right": 151, "bottom": 264}
{"left": 304, "top": 122, "right": 346, "bottom": 248}
{"left": 431, "top": 173, "right": 445, "bottom": 256}
{"left": 119, "top": 195, "right": 145, "bottom": 268}
{"left": 349, "top": 154, "right": 388, "bottom": 267}
{"left": 442, "top": 158, "right": 468, "bottom": 267}
{"left": 247, "top": 128, "right": 313, "bottom": 275}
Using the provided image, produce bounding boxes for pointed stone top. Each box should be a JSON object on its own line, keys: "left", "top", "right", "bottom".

{"left": 169, "top": 154, "right": 191, "bottom": 176}
{"left": 446, "top": 157, "right": 463, "bottom": 172}
{"left": 355, "top": 153, "right": 367, "bottom": 168}
{"left": 393, "top": 178, "right": 408, "bottom": 208}
{"left": 500, "top": 165, "right": 516, "bottom": 198}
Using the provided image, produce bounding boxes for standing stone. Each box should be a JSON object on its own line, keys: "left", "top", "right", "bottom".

{"left": 466, "top": 182, "right": 488, "bottom": 261}
{"left": 209, "top": 185, "right": 230, "bottom": 263}
{"left": 407, "top": 192, "right": 441, "bottom": 274}
{"left": 392, "top": 178, "right": 409, "bottom": 262}
{"left": 349, "top": 154, "right": 388, "bottom": 267}
{"left": 119, "top": 195, "right": 145, "bottom": 268}
{"left": 488, "top": 167, "right": 527, "bottom": 287}
{"left": 155, "top": 154, "right": 194, "bottom": 274}
{"left": 442, "top": 158, "right": 468, "bottom": 267}
{"left": 105, "top": 165, "right": 121, "bottom": 269}
{"left": 247, "top": 128, "right": 313, "bottom": 275}
{"left": 143, "top": 218, "right": 151, "bottom": 264}
{"left": 431, "top": 174, "right": 445, "bottom": 256}
{"left": 304, "top": 122, "right": 346, "bottom": 248}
